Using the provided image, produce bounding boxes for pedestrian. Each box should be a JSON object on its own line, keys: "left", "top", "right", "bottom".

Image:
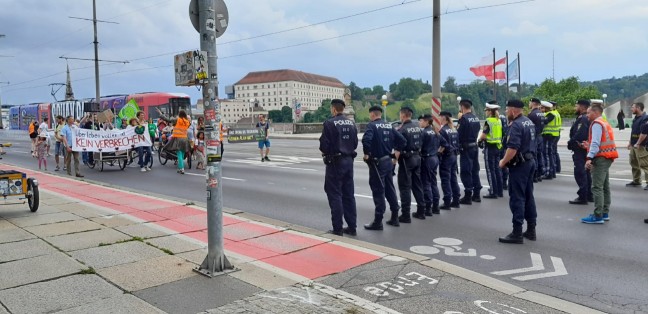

{"left": 581, "top": 103, "right": 619, "bottom": 224}
{"left": 38, "top": 117, "right": 51, "bottom": 157}
{"left": 635, "top": 119, "right": 648, "bottom": 190}
{"left": 171, "top": 110, "right": 191, "bottom": 174}
{"left": 319, "top": 99, "right": 358, "bottom": 236}
{"left": 80, "top": 113, "right": 100, "bottom": 166}
{"left": 362, "top": 106, "right": 406, "bottom": 231}
{"left": 479, "top": 102, "right": 504, "bottom": 199}
{"left": 257, "top": 114, "right": 271, "bottom": 162}
{"left": 498, "top": 99, "right": 537, "bottom": 244}
{"left": 60, "top": 116, "right": 83, "bottom": 178}
{"left": 36, "top": 135, "right": 48, "bottom": 171}
{"left": 567, "top": 100, "right": 593, "bottom": 205}
{"left": 626, "top": 102, "right": 648, "bottom": 188}
{"left": 148, "top": 118, "right": 157, "bottom": 152}
{"left": 395, "top": 107, "right": 425, "bottom": 223}
{"left": 53, "top": 115, "right": 66, "bottom": 171}
{"left": 135, "top": 111, "right": 153, "bottom": 172}
{"left": 417, "top": 114, "right": 442, "bottom": 216}
{"left": 197, "top": 117, "right": 205, "bottom": 132}
{"left": 438, "top": 111, "right": 461, "bottom": 210}
{"left": 528, "top": 98, "right": 546, "bottom": 183}
{"left": 28, "top": 119, "right": 38, "bottom": 157}
{"left": 541, "top": 101, "right": 561, "bottom": 180}
{"left": 617, "top": 110, "right": 625, "bottom": 131}
{"left": 195, "top": 131, "right": 206, "bottom": 170}
{"left": 456, "top": 99, "right": 483, "bottom": 204}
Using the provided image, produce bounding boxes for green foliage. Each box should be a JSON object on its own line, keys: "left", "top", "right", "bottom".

{"left": 389, "top": 78, "right": 432, "bottom": 101}
{"left": 268, "top": 106, "right": 294, "bottom": 123}
{"left": 525, "top": 77, "right": 601, "bottom": 118}
{"left": 79, "top": 267, "right": 96, "bottom": 275}
{"left": 302, "top": 99, "right": 332, "bottom": 123}
{"left": 348, "top": 82, "right": 364, "bottom": 101}
{"left": 582, "top": 73, "right": 648, "bottom": 103}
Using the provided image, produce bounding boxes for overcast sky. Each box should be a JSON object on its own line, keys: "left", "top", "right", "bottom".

{"left": 1, "top": 0, "right": 646, "bottom": 105}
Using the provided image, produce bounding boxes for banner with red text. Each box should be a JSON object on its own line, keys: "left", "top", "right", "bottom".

{"left": 72, "top": 126, "right": 152, "bottom": 152}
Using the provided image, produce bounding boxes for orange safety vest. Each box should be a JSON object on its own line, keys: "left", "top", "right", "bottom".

{"left": 28, "top": 123, "right": 35, "bottom": 134}
{"left": 172, "top": 118, "right": 190, "bottom": 139}
{"left": 588, "top": 117, "right": 619, "bottom": 160}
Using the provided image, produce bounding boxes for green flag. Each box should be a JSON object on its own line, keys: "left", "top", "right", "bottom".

{"left": 119, "top": 99, "right": 140, "bottom": 122}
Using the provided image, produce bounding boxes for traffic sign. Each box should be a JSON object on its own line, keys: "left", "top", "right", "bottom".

{"left": 189, "top": 0, "right": 229, "bottom": 37}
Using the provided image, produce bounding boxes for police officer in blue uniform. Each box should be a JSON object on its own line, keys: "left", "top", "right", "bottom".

{"left": 567, "top": 99, "right": 593, "bottom": 205}
{"left": 362, "top": 106, "right": 406, "bottom": 230}
{"left": 499, "top": 99, "right": 537, "bottom": 244}
{"left": 528, "top": 98, "right": 546, "bottom": 183}
{"left": 416, "top": 114, "right": 443, "bottom": 217}
{"left": 438, "top": 111, "right": 461, "bottom": 210}
{"left": 499, "top": 108, "right": 510, "bottom": 189}
{"left": 457, "top": 99, "right": 483, "bottom": 204}
{"left": 479, "top": 102, "right": 504, "bottom": 199}
{"left": 319, "top": 99, "right": 359, "bottom": 236}
{"left": 395, "top": 107, "right": 425, "bottom": 224}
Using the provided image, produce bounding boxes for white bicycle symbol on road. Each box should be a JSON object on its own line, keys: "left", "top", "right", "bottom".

{"left": 410, "top": 237, "right": 496, "bottom": 260}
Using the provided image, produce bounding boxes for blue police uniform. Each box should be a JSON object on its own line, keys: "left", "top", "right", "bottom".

{"left": 528, "top": 108, "right": 546, "bottom": 181}
{"left": 568, "top": 113, "right": 593, "bottom": 203}
{"left": 499, "top": 114, "right": 509, "bottom": 188}
{"left": 319, "top": 113, "right": 358, "bottom": 234}
{"left": 482, "top": 119, "right": 504, "bottom": 198}
{"left": 457, "top": 112, "right": 483, "bottom": 202}
{"left": 504, "top": 113, "right": 537, "bottom": 239}
{"left": 420, "top": 125, "right": 442, "bottom": 215}
{"left": 396, "top": 119, "right": 425, "bottom": 222}
{"left": 362, "top": 118, "right": 406, "bottom": 226}
{"left": 439, "top": 125, "right": 461, "bottom": 209}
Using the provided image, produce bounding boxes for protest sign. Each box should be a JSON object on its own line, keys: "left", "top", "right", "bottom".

{"left": 72, "top": 126, "right": 152, "bottom": 152}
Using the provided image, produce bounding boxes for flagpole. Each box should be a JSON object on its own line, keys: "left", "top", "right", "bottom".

{"left": 492, "top": 47, "right": 496, "bottom": 102}
{"left": 506, "top": 50, "right": 509, "bottom": 100}
{"left": 517, "top": 53, "right": 521, "bottom": 94}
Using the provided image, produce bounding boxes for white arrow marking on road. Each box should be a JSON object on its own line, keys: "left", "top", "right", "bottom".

{"left": 512, "top": 256, "right": 567, "bottom": 281}
{"left": 490, "top": 253, "right": 544, "bottom": 276}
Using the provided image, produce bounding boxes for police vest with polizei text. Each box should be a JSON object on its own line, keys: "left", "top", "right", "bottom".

{"left": 542, "top": 110, "right": 562, "bottom": 137}
{"left": 588, "top": 118, "right": 618, "bottom": 160}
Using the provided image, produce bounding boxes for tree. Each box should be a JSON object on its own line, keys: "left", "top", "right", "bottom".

{"left": 372, "top": 85, "right": 386, "bottom": 97}
{"left": 280, "top": 106, "right": 293, "bottom": 123}
{"left": 348, "top": 82, "right": 364, "bottom": 101}
{"left": 527, "top": 77, "right": 601, "bottom": 118}
{"left": 442, "top": 76, "right": 458, "bottom": 93}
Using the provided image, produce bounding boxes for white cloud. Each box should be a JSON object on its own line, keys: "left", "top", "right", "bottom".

{"left": 501, "top": 21, "right": 549, "bottom": 37}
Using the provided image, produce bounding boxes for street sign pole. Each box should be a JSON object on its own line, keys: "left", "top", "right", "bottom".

{"left": 194, "top": 0, "right": 233, "bottom": 277}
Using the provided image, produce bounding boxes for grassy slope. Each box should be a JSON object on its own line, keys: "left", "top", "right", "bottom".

{"left": 353, "top": 93, "right": 455, "bottom": 122}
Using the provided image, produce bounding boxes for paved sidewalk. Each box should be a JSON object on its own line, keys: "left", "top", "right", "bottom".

{"left": 0, "top": 164, "right": 603, "bottom": 313}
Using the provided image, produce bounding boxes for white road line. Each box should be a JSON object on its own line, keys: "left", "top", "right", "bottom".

{"left": 184, "top": 173, "right": 246, "bottom": 181}
{"left": 491, "top": 253, "right": 544, "bottom": 276}
{"left": 513, "top": 256, "right": 568, "bottom": 281}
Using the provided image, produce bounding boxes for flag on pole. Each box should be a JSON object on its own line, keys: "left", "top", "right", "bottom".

{"left": 470, "top": 55, "right": 507, "bottom": 81}
{"left": 508, "top": 56, "right": 519, "bottom": 81}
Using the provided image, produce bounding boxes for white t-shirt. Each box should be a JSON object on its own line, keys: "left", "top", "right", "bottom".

{"left": 39, "top": 122, "right": 50, "bottom": 138}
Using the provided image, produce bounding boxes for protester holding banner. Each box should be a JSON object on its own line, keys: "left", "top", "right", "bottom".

{"left": 136, "top": 111, "right": 152, "bottom": 172}
{"left": 80, "top": 113, "right": 100, "bottom": 166}
{"left": 60, "top": 116, "right": 83, "bottom": 178}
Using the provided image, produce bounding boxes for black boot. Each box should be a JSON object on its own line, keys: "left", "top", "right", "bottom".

{"left": 398, "top": 210, "right": 412, "bottom": 223}
{"left": 364, "top": 214, "right": 384, "bottom": 230}
{"left": 499, "top": 226, "right": 524, "bottom": 244}
{"left": 424, "top": 206, "right": 433, "bottom": 216}
{"left": 385, "top": 211, "right": 400, "bottom": 227}
{"left": 432, "top": 204, "right": 440, "bottom": 215}
{"left": 472, "top": 192, "right": 481, "bottom": 203}
{"left": 413, "top": 207, "right": 426, "bottom": 220}
{"left": 459, "top": 191, "right": 472, "bottom": 205}
{"left": 523, "top": 223, "right": 536, "bottom": 241}
{"left": 439, "top": 203, "right": 452, "bottom": 210}
{"left": 450, "top": 200, "right": 460, "bottom": 208}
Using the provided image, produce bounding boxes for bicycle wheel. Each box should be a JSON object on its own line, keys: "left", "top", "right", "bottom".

{"left": 158, "top": 149, "right": 168, "bottom": 165}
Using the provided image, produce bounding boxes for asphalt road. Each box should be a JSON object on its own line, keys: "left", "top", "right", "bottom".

{"left": 2, "top": 136, "right": 647, "bottom": 314}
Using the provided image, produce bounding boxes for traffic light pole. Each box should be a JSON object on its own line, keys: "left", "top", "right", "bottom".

{"left": 195, "top": 0, "right": 232, "bottom": 277}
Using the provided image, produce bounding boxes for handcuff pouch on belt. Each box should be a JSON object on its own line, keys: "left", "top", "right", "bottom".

{"left": 322, "top": 153, "right": 341, "bottom": 165}
{"left": 506, "top": 152, "right": 535, "bottom": 168}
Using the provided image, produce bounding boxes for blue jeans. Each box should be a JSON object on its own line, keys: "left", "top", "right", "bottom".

{"left": 138, "top": 146, "right": 152, "bottom": 168}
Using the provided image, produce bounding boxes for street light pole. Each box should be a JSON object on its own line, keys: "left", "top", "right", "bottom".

{"left": 431, "top": 0, "right": 442, "bottom": 129}
{"left": 0, "top": 81, "right": 9, "bottom": 129}
{"left": 92, "top": 0, "right": 101, "bottom": 105}
{"left": 381, "top": 94, "right": 388, "bottom": 121}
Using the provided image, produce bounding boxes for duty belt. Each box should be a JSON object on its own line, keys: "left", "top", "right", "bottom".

{"left": 461, "top": 142, "right": 478, "bottom": 149}
{"left": 402, "top": 151, "right": 419, "bottom": 158}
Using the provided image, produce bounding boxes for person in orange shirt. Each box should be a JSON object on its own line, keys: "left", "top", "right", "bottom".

{"left": 28, "top": 119, "right": 38, "bottom": 157}
{"left": 169, "top": 110, "right": 191, "bottom": 174}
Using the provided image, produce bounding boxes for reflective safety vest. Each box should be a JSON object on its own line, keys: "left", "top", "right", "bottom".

{"left": 172, "top": 118, "right": 190, "bottom": 139}
{"left": 542, "top": 110, "right": 562, "bottom": 137}
{"left": 602, "top": 112, "right": 608, "bottom": 122}
{"left": 588, "top": 117, "right": 618, "bottom": 160}
{"left": 485, "top": 117, "right": 503, "bottom": 149}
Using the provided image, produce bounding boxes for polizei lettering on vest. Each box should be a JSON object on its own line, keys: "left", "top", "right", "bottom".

{"left": 334, "top": 120, "right": 354, "bottom": 126}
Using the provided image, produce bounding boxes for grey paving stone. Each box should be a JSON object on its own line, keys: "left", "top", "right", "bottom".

{"left": 24, "top": 219, "right": 103, "bottom": 238}
{"left": 318, "top": 258, "right": 411, "bottom": 290}
{"left": 136, "top": 274, "right": 261, "bottom": 314}
{"left": 0, "top": 238, "right": 59, "bottom": 263}
{"left": 70, "top": 241, "right": 166, "bottom": 269}
{"left": 0, "top": 219, "right": 15, "bottom": 230}
{"left": 0, "top": 275, "right": 122, "bottom": 314}
{"left": 90, "top": 214, "right": 139, "bottom": 228}
{"left": 0, "top": 205, "right": 63, "bottom": 219}
{"left": 0, "top": 252, "right": 85, "bottom": 290}
{"left": 64, "top": 205, "right": 109, "bottom": 218}
{"left": 46, "top": 228, "right": 131, "bottom": 251}
{"left": 230, "top": 262, "right": 299, "bottom": 291}
{"left": 99, "top": 255, "right": 197, "bottom": 292}
{"left": 115, "top": 223, "right": 169, "bottom": 239}
{"left": 8, "top": 212, "right": 82, "bottom": 228}
{"left": 146, "top": 235, "right": 204, "bottom": 254}
{"left": 0, "top": 304, "right": 8, "bottom": 314}
{"left": 176, "top": 249, "right": 208, "bottom": 265}
{"left": 0, "top": 227, "right": 35, "bottom": 244}
{"left": 54, "top": 294, "right": 166, "bottom": 314}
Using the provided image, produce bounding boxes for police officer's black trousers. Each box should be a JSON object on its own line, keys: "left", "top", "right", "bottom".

{"left": 543, "top": 135, "right": 559, "bottom": 177}
{"left": 572, "top": 150, "right": 592, "bottom": 201}
{"left": 397, "top": 155, "right": 425, "bottom": 213}
{"left": 421, "top": 156, "right": 440, "bottom": 209}
{"left": 459, "top": 147, "right": 482, "bottom": 193}
{"left": 484, "top": 145, "right": 503, "bottom": 197}
{"left": 439, "top": 154, "right": 460, "bottom": 205}
{"left": 508, "top": 159, "right": 537, "bottom": 228}
{"left": 368, "top": 158, "right": 399, "bottom": 217}
{"left": 324, "top": 157, "right": 357, "bottom": 231}
{"left": 499, "top": 148, "right": 509, "bottom": 184}
{"left": 535, "top": 137, "right": 544, "bottom": 179}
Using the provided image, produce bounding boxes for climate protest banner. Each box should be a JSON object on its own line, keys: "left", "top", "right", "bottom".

{"left": 72, "top": 126, "right": 151, "bottom": 152}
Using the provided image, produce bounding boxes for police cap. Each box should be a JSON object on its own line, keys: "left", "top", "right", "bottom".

{"left": 439, "top": 111, "right": 452, "bottom": 117}
{"left": 400, "top": 106, "right": 414, "bottom": 115}
{"left": 419, "top": 114, "right": 433, "bottom": 120}
{"left": 369, "top": 105, "right": 383, "bottom": 113}
{"left": 506, "top": 99, "right": 525, "bottom": 108}
{"left": 530, "top": 97, "right": 541, "bottom": 104}
{"left": 576, "top": 99, "right": 591, "bottom": 107}
{"left": 540, "top": 101, "right": 553, "bottom": 108}
{"left": 331, "top": 99, "right": 346, "bottom": 107}
{"left": 485, "top": 101, "right": 500, "bottom": 110}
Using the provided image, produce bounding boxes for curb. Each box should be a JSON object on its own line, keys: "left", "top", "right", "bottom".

{"left": 0, "top": 161, "right": 603, "bottom": 314}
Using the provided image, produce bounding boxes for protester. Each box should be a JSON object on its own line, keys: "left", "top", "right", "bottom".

{"left": 169, "top": 110, "right": 191, "bottom": 174}
{"left": 195, "top": 131, "right": 206, "bottom": 170}
{"left": 80, "top": 113, "right": 100, "bottom": 166}
{"left": 38, "top": 117, "right": 51, "bottom": 157}
{"left": 28, "top": 119, "right": 38, "bottom": 157}
{"left": 627, "top": 102, "right": 648, "bottom": 188}
{"left": 53, "top": 116, "right": 66, "bottom": 171}
{"left": 60, "top": 116, "right": 83, "bottom": 178}
{"left": 136, "top": 111, "right": 152, "bottom": 172}
{"left": 36, "top": 135, "right": 48, "bottom": 171}
{"left": 256, "top": 114, "right": 271, "bottom": 162}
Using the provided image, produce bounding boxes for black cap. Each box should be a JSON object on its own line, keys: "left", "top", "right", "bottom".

{"left": 550, "top": 101, "right": 557, "bottom": 106}
{"left": 331, "top": 99, "right": 346, "bottom": 107}
{"left": 460, "top": 99, "right": 473, "bottom": 107}
{"left": 576, "top": 99, "right": 591, "bottom": 107}
{"left": 419, "top": 114, "right": 433, "bottom": 120}
{"left": 439, "top": 111, "right": 452, "bottom": 117}
{"left": 400, "top": 106, "right": 414, "bottom": 114}
{"left": 369, "top": 105, "right": 383, "bottom": 113}
{"left": 487, "top": 100, "right": 498, "bottom": 105}
{"left": 506, "top": 99, "right": 525, "bottom": 108}
{"left": 530, "top": 98, "right": 541, "bottom": 104}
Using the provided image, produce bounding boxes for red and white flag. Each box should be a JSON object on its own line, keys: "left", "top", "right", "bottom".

{"left": 469, "top": 55, "right": 507, "bottom": 81}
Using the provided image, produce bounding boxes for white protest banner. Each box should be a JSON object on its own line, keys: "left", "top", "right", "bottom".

{"left": 72, "top": 126, "right": 152, "bottom": 152}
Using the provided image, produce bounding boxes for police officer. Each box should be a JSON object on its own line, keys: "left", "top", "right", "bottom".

{"left": 363, "top": 106, "right": 406, "bottom": 230}
{"left": 457, "top": 99, "right": 483, "bottom": 204}
{"left": 541, "top": 101, "right": 561, "bottom": 180}
{"left": 499, "top": 107, "right": 510, "bottom": 189}
{"left": 438, "top": 111, "right": 461, "bottom": 210}
{"left": 528, "top": 98, "right": 546, "bottom": 182}
{"left": 395, "top": 107, "right": 425, "bottom": 224}
{"left": 567, "top": 100, "right": 593, "bottom": 205}
{"left": 498, "top": 99, "right": 537, "bottom": 244}
{"left": 417, "top": 114, "right": 443, "bottom": 217}
{"left": 479, "top": 102, "right": 504, "bottom": 199}
{"left": 319, "top": 99, "right": 358, "bottom": 236}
